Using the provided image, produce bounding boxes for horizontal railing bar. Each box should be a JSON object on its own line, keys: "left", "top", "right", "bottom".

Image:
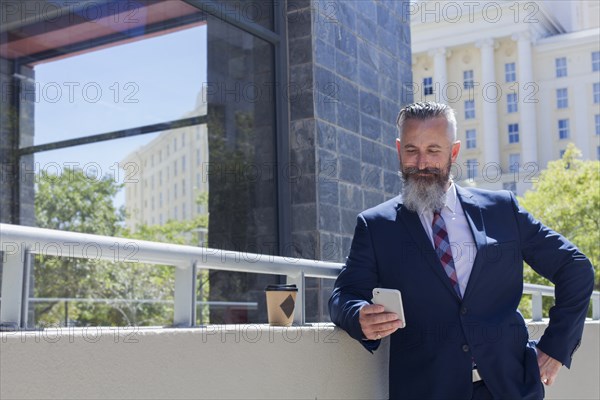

{"left": 25, "top": 298, "right": 257, "bottom": 309}
{"left": 0, "top": 223, "right": 341, "bottom": 279}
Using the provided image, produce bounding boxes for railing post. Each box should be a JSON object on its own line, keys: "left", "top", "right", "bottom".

{"left": 288, "top": 271, "right": 305, "bottom": 325}
{"left": 531, "top": 292, "right": 543, "bottom": 322}
{"left": 173, "top": 262, "right": 196, "bottom": 327}
{"left": 0, "top": 242, "right": 27, "bottom": 329}
{"left": 592, "top": 293, "right": 599, "bottom": 321}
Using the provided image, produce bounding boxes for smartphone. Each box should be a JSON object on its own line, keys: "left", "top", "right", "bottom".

{"left": 372, "top": 288, "right": 406, "bottom": 328}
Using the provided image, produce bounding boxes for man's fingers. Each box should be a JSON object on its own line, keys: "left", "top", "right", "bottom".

{"left": 360, "top": 304, "right": 385, "bottom": 315}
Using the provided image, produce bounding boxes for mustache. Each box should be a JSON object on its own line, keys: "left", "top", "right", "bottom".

{"left": 403, "top": 167, "right": 443, "bottom": 176}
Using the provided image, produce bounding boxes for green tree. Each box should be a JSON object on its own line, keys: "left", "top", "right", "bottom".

{"left": 34, "top": 168, "right": 209, "bottom": 326}
{"left": 517, "top": 144, "right": 599, "bottom": 317}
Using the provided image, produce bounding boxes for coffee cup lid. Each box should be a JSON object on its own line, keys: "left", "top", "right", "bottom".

{"left": 264, "top": 284, "right": 298, "bottom": 292}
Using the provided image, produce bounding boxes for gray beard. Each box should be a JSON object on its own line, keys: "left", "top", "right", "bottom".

{"left": 400, "top": 168, "right": 450, "bottom": 214}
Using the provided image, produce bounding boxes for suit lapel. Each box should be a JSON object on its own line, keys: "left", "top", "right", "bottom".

{"left": 455, "top": 186, "right": 487, "bottom": 300}
{"left": 396, "top": 203, "right": 462, "bottom": 301}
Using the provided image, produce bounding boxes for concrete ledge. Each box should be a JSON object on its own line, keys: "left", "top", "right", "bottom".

{"left": 1, "top": 323, "right": 389, "bottom": 400}
{"left": 1, "top": 321, "right": 598, "bottom": 399}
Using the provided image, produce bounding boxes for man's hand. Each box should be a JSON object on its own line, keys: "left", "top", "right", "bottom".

{"left": 537, "top": 348, "right": 562, "bottom": 386}
{"left": 359, "top": 304, "right": 403, "bottom": 340}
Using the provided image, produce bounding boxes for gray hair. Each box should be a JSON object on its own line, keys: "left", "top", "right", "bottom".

{"left": 396, "top": 101, "right": 457, "bottom": 142}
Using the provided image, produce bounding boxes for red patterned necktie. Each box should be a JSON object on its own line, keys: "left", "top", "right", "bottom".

{"left": 432, "top": 211, "right": 462, "bottom": 299}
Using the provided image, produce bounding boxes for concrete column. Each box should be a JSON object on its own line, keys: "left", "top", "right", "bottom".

{"left": 429, "top": 47, "right": 448, "bottom": 103}
{"left": 512, "top": 31, "right": 538, "bottom": 167}
{"left": 571, "top": 82, "right": 590, "bottom": 159}
{"left": 476, "top": 38, "right": 500, "bottom": 166}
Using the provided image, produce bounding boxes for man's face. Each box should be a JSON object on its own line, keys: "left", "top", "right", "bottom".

{"left": 396, "top": 117, "right": 460, "bottom": 189}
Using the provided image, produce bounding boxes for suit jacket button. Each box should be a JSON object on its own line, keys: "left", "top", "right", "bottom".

{"left": 462, "top": 344, "right": 470, "bottom": 352}
{"left": 461, "top": 307, "right": 467, "bottom": 315}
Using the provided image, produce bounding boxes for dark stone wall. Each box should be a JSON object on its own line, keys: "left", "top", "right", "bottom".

{"left": 287, "top": 0, "right": 413, "bottom": 321}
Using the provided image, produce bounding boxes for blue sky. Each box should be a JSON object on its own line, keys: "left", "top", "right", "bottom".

{"left": 33, "top": 25, "right": 207, "bottom": 208}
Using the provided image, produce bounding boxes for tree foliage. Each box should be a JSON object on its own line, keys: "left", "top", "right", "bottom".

{"left": 517, "top": 144, "right": 599, "bottom": 316}
{"left": 34, "top": 167, "right": 209, "bottom": 327}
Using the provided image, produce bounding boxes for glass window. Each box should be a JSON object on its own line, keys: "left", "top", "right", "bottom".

{"left": 556, "top": 88, "right": 568, "bottom": 109}
{"left": 593, "top": 51, "right": 600, "bottom": 72}
{"left": 507, "top": 93, "right": 518, "bottom": 113}
{"left": 595, "top": 114, "right": 600, "bottom": 135}
{"left": 505, "top": 62, "right": 516, "bottom": 82}
{"left": 423, "top": 77, "right": 433, "bottom": 96}
{"left": 463, "top": 70, "right": 474, "bottom": 89}
{"left": 560, "top": 149, "right": 566, "bottom": 158}
{"left": 508, "top": 123, "right": 519, "bottom": 144}
{"left": 503, "top": 181, "right": 517, "bottom": 194}
{"left": 594, "top": 83, "right": 600, "bottom": 104}
{"left": 555, "top": 57, "right": 567, "bottom": 77}
{"left": 466, "top": 129, "right": 476, "bottom": 149}
{"left": 558, "top": 119, "right": 570, "bottom": 139}
{"left": 509, "top": 153, "right": 520, "bottom": 173}
{"left": 464, "top": 100, "right": 475, "bottom": 119}
{"left": 466, "top": 159, "right": 478, "bottom": 179}
{"left": 597, "top": 146, "right": 600, "bottom": 161}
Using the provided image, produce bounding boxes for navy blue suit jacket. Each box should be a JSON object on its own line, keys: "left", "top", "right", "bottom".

{"left": 329, "top": 186, "right": 594, "bottom": 400}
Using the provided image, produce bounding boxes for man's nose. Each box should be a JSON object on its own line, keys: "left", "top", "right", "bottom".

{"left": 416, "top": 155, "right": 428, "bottom": 170}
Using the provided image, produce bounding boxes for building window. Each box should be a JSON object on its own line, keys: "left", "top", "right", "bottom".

{"left": 182, "top": 179, "right": 186, "bottom": 196}
{"left": 159, "top": 192, "right": 163, "bottom": 208}
{"left": 182, "top": 156, "right": 186, "bottom": 172}
{"left": 174, "top": 206, "right": 178, "bottom": 220}
{"left": 174, "top": 183, "right": 178, "bottom": 199}
{"left": 423, "top": 77, "right": 433, "bottom": 96}
{"left": 594, "top": 82, "right": 600, "bottom": 103}
{"left": 508, "top": 123, "right": 519, "bottom": 144}
{"left": 463, "top": 70, "right": 474, "bottom": 89}
{"left": 174, "top": 137, "right": 177, "bottom": 151}
{"left": 595, "top": 114, "right": 600, "bottom": 135}
{"left": 505, "top": 62, "right": 516, "bottom": 82}
{"left": 182, "top": 203, "right": 187, "bottom": 219}
{"left": 556, "top": 88, "right": 568, "bottom": 109}
{"left": 509, "top": 153, "right": 520, "bottom": 173}
{"left": 507, "top": 93, "right": 518, "bottom": 113}
{"left": 173, "top": 160, "right": 178, "bottom": 176}
{"left": 466, "top": 159, "right": 478, "bottom": 179}
{"left": 592, "top": 51, "right": 600, "bottom": 72}
{"left": 558, "top": 119, "right": 570, "bottom": 139}
{"left": 555, "top": 57, "right": 567, "bottom": 77}
{"left": 464, "top": 100, "right": 475, "bottom": 119}
{"left": 597, "top": 146, "right": 600, "bottom": 161}
{"left": 466, "top": 129, "right": 476, "bottom": 149}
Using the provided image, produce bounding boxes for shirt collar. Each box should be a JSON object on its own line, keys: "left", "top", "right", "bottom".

{"left": 417, "top": 181, "right": 457, "bottom": 217}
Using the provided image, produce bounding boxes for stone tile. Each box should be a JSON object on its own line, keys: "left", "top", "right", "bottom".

{"left": 318, "top": 203, "right": 340, "bottom": 232}
{"left": 337, "top": 103, "right": 360, "bottom": 133}
{"left": 315, "top": 39, "right": 335, "bottom": 70}
{"left": 335, "top": 50, "right": 358, "bottom": 82}
{"left": 320, "top": 232, "right": 343, "bottom": 262}
{"left": 290, "top": 89, "right": 314, "bottom": 120}
{"left": 337, "top": 79, "right": 359, "bottom": 110}
{"left": 290, "top": 118, "right": 316, "bottom": 150}
{"left": 288, "top": 9, "right": 312, "bottom": 39}
{"left": 291, "top": 147, "right": 316, "bottom": 177}
{"left": 384, "top": 170, "right": 401, "bottom": 195}
{"left": 358, "top": 40, "right": 379, "bottom": 69}
{"left": 359, "top": 90, "right": 381, "bottom": 118}
{"left": 339, "top": 155, "right": 361, "bottom": 184}
{"left": 361, "top": 138, "right": 384, "bottom": 165}
{"left": 334, "top": 26, "right": 357, "bottom": 58}
{"left": 360, "top": 113, "right": 382, "bottom": 142}
{"left": 339, "top": 182, "right": 363, "bottom": 210}
{"left": 363, "top": 190, "right": 384, "bottom": 209}
{"left": 318, "top": 178, "right": 339, "bottom": 206}
{"left": 356, "top": 14, "right": 378, "bottom": 45}
{"left": 317, "top": 119, "right": 337, "bottom": 152}
{"left": 337, "top": 128, "right": 361, "bottom": 160}
{"left": 358, "top": 62, "right": 379, "bottom": 93}
{"left": 361, "top": 164, "right": 382, "bottom": 189}
{"left": 341, "top": 208, "right": 360, "bottom": 237}
{"left": 292, "top": 203, "right": 317, "bottom": 231}
{"left": 289, "top": 36, "right": 313, "bottom": 65}
{"left": 291, "top": 173, "right": 316, "bottom": 204}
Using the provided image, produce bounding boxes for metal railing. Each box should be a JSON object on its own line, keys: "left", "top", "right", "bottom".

{"left": 1, "top": 223, "right": 598, "bottom": 328}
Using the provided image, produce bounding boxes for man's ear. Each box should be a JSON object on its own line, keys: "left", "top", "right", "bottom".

{"left": 451, "top": 140, "right": 461, "bottom": 163}
{"left": 396, "top": 138, "right": 401, "bottom": 160}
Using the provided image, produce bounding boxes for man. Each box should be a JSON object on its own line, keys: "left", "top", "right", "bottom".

{"left": 329, "top": 102, "right": 594, "bottom": 399}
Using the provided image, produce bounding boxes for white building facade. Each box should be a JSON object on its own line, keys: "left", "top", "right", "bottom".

{"left": 410, "top": 0, "right": 600, "bottom": 194}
